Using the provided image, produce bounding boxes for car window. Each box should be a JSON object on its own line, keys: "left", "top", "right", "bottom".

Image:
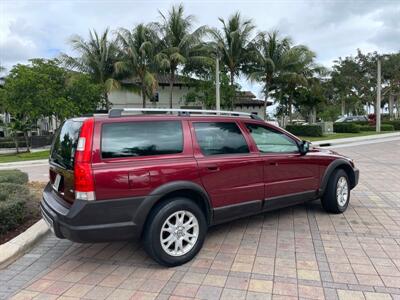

{"left": 101, "top": 121, "right": 183, "bottom": 158}
{"left": 245, "top": 123, "right": 299, "bottom": 153}
{"left": 50, "top": 120, "right": 83, "bottom": 169}
{"left": 193, "top": 122, "right": 249, "bottom": 156}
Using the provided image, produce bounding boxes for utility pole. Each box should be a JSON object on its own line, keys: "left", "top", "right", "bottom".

{"left": 215, "top": 54, "right": 221, "bottom": 112}
{"left": 376, "top": 57, "right": 381, "bottom": 132}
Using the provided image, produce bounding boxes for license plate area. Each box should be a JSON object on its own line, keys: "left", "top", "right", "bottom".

{"left": 52, "top": 174, "right": 61, "bottom": 192}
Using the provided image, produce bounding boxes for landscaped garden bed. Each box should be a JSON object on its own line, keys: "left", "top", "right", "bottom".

{"left": 0, "top": 170, "right": 43, "bottom": 245}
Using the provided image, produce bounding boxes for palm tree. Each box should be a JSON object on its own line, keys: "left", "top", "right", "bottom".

{"left": 248, "top": 31, "right": 317, "bottom": 121}
{"left": 154, "top": 4, "right": 208, "bottom": 108}
{"left": 247, "top": 31, "right": 291, "bottom": 119}
{"left": 116, "top": 24, "right": 158, "bottom": 108}
{"left": 211, "top": 12, "right": 255, "bottom": 109}
{"left": 61, "top": 29, "right": 119, "bottom": 110}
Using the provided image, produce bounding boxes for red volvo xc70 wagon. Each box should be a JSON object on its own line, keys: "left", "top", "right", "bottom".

{"left": 41, "top": 109, "right": 359, "bottom": 266}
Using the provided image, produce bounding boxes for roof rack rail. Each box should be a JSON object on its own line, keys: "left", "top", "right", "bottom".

{"left": 108, "top": 108, "right": 263, "bottom": 120}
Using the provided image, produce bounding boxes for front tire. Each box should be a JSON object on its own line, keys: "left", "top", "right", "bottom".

{"left": 143, "top": 197, "right": 207, "bottom": 267}
{"left": 321, "top": 169, "right": 350, "bottom": 214}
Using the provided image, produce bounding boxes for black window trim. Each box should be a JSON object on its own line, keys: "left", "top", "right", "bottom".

{"left": 192, "top": 121, "right": 251, "bottom": 157}
{"left": 100, "top": 120, "right": 185, "bottom": 160}
{"left": 245, "top": 123, "right": 301, "bottom": 155}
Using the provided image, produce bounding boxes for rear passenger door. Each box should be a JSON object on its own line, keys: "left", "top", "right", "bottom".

{"left": 191, "top": 121, "right": 264, "bottom": 222}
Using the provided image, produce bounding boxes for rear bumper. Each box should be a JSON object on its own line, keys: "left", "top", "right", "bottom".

{"left": 40, "top": 183, "right": 149, "bottom": 243}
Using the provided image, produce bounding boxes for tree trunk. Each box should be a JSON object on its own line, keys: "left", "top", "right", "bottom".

{"left": 389, "top": 94, "right": 394, "bottom": 120}
{"left": 13, "top": 137, "right": 19, "bottom": 154}
{"left": 24, "top": 132, "right": 30, "bottom": 153}
{"left": 288, "top": 98, "right": 293, "bottom": 123}
{"left": 230, "top": 71, "right": 235, "bottom": 110}
{"left": 341, "top": 99, "right": 345, "bottom": 116}
{"left": 263, "top": 83, "right": 269, "bottom": 120}
{"left": 141, "top": 84, "right": 146, "bottom": 108}
{"left": 104, "top": 92, "right": 110, "bottom": 110}
{"left": 169, "top": 70, "right": 175, "bottom": 109}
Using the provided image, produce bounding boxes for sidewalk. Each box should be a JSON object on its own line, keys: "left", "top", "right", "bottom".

{"left": 311, "top": 131, "right": 400, "bottom": 147}
{"left": 0, "top": 146, "right": 50, "bottom": 155}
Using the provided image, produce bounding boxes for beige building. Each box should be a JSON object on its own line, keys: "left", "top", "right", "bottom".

{"left": 108, "top": 75, "right": 272, "bottom": 116}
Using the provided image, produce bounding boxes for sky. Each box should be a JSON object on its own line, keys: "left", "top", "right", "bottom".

{"left": 1, "top": 0, "right": 400, "bottom": 100}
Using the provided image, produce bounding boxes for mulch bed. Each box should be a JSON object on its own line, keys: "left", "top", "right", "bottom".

{"left": 0, "top": 182, "right": 45, "bottom": 245}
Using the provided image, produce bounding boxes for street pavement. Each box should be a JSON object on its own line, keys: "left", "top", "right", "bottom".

{"left": 1, "top": 139, "right": 400, "bottom": 300}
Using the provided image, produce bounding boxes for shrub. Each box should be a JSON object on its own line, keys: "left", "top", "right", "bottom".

{"left": 383, "top": 120, "right": 400, "bottom": 130}
{"left": 359, "top": 124, "right": 394, "bottom": 132}
{"left": 381, "top": 124, "right": 394, "bottom": 131}
{"left": 0, "top": 170, "right": 29, "bottom": 185}
{"left": 285, "top": 124, "right": 323, "bottom": 137}
{"left": 359, "top": 125, "right": 375, "bottom": 131}
{"left": 0, "top": 183, "right": 29, "bottom": 197}
{"left": 0, "top": 141, "right": 27, "bottom": 148}
{"left": 333, "top": 123, "right": 360, "bottom": 133}
{"left": 0, "top": 197, "right": 26, "bottom": 235}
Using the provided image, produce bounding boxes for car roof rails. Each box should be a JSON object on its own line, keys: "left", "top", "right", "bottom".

{"left": 108, "top": 108, "right": 263, "bottom": 120}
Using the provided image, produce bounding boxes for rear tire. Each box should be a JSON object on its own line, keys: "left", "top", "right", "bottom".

{"left": 321, "top": 169, "right": 350, "bottom": 214}
{"left": 143, "top": 197, "right": 207, "bottom": 267}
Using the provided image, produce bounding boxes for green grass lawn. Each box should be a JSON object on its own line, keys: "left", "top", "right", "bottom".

{"left": 0, "top": 150, "right": 50, "bottom": 163}
{"left": 299, "top": 131, "right": 395, "bottom": 142}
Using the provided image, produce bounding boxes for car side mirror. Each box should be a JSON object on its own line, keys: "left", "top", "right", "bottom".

{"left": 299, "top": 140, "right": 310, "bottom": 155}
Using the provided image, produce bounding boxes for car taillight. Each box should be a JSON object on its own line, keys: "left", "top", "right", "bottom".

{"left": 74, "top": 118, "right": 95, "bottom": 201}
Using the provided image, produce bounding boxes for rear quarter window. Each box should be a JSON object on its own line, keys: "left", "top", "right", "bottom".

{"left": 50, "top": 120, "right": 82, "bottom": 169}
{"left": 101, "top": 121, "right": 183, "bottom": 158}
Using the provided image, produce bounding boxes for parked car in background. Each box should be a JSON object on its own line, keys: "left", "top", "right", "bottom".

{"left": 335, "top": 115, "right": 368, "bottom": 123}
{"left": 41, "top": 108, "right": 359, "bottom": 266}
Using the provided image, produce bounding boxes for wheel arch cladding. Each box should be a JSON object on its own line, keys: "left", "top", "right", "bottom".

{"left": 135, "top": 181, "right": 213, "bottom": 236}
{"left": 321, "top": 159, "right": 356, "bottom": 193}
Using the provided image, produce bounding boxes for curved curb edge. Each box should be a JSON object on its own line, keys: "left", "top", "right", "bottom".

{"left": 0, "top": 219, "right": 49, "bottom": 269}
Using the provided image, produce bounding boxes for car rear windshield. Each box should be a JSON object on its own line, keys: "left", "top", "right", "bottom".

{"left": 50, "top": 120, "right": 83, "bottom": 170}
{"left": 101, "top": 121, "right": 183, "bottom": 158}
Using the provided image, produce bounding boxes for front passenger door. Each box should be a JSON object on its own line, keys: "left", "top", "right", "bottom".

{"left": 245, "top": 123, "right": 319, "bottom": 205}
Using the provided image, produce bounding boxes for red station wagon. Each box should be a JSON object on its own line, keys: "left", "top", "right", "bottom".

{"left": 41, "top": 108, "right": 359, "bottom": 266}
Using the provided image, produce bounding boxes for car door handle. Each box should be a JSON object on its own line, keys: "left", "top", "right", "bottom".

{"left": 268, "top": 162, "right": 278, "bottom": 166}
{"left": 205, "top": 164, "right": 220, "bottom": 172}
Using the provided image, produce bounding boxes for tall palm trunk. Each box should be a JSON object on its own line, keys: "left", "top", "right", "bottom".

{"left": 263, "top": 82, "right": 269, "bottom": 120}
{"left": 169, "top": 68, "right": 175, "bottom": 109}
{"left": 141, "top": 84, "right": 146, "bottom": 108}
{"left": 288, "top": 97, "right": 293, "bottom": 123}
{"left": 230, "top": 71, "right": 235, "bottom": 110}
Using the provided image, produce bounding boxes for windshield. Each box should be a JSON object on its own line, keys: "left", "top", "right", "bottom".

{"left": 50, "top": 120, "right": 83, "bottom": 169}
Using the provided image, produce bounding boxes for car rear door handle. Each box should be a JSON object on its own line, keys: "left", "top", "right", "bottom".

{"left": 268, "top": 162, "right": 278, "bottom": 166}
{"left": 205, "top": 164, "right": 220, "bottom": 172}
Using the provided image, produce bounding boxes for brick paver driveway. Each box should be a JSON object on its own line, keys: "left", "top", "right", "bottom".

{"left": 1, "top": 139, "right": 400, "bottom": 300}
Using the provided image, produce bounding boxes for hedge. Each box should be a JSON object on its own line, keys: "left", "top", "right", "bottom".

{"left": 285, "top": 124, "right": 323, "bottom": 137}
{"left": 0, "top": 198, "right": 26, "bottom": 235}
{"left": 0, "top": 170, "right": 29, "bottom": 185}
{"left": 360, "top": 124, "right": 395, "bottom": 132}
{"left": 383, "top": 120, "right": 400, "bottom": 130}
{"left": 0, "top": 141, "right": 27, "bottom": 148}
{"left": 333, "top": 123, "right": 360, "bottom": 133}
{"left": 0, "top": 170, "right": 30, "bottom": 235}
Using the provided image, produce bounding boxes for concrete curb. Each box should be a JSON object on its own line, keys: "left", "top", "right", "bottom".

{"left": 0, "top": 219, "right": 49, "bottom": 269}
{"left": 311, "top": 132, "right": 400, "bottom": 147}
